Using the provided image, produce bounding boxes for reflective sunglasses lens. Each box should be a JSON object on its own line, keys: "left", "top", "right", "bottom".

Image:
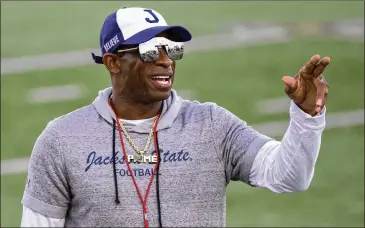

{"left": 166, "top": 42, "right": 184, "bottom": 60}
{"left": 139, "top": 49, "right": 159, "bottom": 62}
{"left": 139, "top": 42, "right": 159, "bottom": 62}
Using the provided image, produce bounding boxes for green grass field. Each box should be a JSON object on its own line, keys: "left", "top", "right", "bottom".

{"left": 1, "top": 1, "right": 364, "bottom": 227}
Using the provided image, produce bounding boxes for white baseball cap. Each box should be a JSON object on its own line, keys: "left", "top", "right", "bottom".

{"left": 91, "top": 7, "right": 192, "bottom": 63}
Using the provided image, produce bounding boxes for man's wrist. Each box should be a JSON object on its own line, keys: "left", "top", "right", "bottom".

{"left": 294, "top": 102, "right": 317, "bottom": 117}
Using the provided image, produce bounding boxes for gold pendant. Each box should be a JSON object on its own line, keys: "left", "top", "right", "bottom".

{"left": 134, "top": 154, "right": 143, "bottom": 164}
{"left": 127, "top": 155, "right": 157, "bottom": 164}
{"left": 127, "top": 154, "right": 141, "bottom": 164}
{"left": 143, "top": 155, "right": 158, "bottom": 164}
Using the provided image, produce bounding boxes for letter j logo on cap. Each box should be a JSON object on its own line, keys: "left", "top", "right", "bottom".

{"left": 144, "top": 9, "right": 159, "bottom": 23}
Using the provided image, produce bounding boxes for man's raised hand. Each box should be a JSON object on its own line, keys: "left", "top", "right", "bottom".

{"left": 282, "top": 54, "right": 330, "bottom": 116}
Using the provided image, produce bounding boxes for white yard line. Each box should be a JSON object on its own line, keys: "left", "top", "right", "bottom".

{"left": 256, "top": 97, "right": 290, "bottom": 115}
{"left": 252, "top": 109, "right": 364, "bottom": 137}
{"left": 1, "top": 109, "right": 363, "bottom": 176}
{"left": 1, "top": 157, "right": 30, "bottom": 176}
{"left": 1, "top": 25, "right": 290, "bottom": 75}
{"left": 28, "top": 84, "right": 86, "bottom": 104}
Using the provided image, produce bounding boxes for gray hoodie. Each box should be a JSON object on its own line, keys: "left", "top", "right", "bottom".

{"left": 22, "top": 87, "right": 272, "bottom": 227}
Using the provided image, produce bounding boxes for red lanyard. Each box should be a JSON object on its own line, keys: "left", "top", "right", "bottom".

{"left": 109, "top": 100, "right": 160, "bottom": 228}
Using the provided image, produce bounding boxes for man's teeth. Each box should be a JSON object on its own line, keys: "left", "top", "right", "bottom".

{"left": 151, "top": 76, "right": 170, "bottom": 85}
{"left": 157, "top": 80, "right": 169, "bottom": 84}
{"left": 151, "top": 76, "right": 170, "bottom": 79}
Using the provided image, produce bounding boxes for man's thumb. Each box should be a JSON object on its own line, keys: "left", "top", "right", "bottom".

{"left": 282, "top": 76, "right": 297, "bottom": 93}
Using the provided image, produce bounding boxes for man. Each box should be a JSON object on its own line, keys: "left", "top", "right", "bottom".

{"left": 21, "top": 7, "right": 329, "bottom": 227}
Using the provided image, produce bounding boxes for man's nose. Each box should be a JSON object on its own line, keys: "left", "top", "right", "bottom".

{"left": 154, "top": 48, "right": 173, "bottom": 68}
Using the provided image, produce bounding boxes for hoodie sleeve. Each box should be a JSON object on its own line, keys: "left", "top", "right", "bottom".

{"left": 210, "top": 104, "right": 273, "bottom": 184}
{"left": 21, "top": 121, "right": 70, "bottom": 219}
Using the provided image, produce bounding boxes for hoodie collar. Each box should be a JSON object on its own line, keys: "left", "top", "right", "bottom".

{"left": 92, "top": 87, "right": 182, "bottom": 133}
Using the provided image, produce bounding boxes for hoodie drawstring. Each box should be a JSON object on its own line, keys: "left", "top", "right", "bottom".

{"left": 155, "top": 132, "right": 163, "bottom": 227}
{"left": 112, "top": 119, "right": 121, "bottom": 204}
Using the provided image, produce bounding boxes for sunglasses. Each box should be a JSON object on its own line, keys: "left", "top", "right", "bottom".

{"left": 116, "top": 37, "right": 184, "bottom": 62}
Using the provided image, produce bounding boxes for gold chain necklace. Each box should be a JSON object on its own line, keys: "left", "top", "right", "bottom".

{"left": 118, "top": 116, "right": 159, "bottom": 157}
{"left": 109, "top": 95, "right": 159, "bottom": 163}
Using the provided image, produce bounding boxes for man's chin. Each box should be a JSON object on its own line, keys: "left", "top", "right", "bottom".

{"left": 151, "top": 89, "right": 171, "bottom": 102}
{"left": 145, "top": 79, "right": 173, "bottom": 103}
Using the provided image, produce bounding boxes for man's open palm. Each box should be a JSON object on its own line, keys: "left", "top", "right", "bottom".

{"left": 282, "top": 55, "right": 330, "bottom": 116}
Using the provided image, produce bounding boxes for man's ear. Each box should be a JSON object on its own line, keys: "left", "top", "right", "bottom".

{"left": 103, "top": 54, "right": 121, "bottom": 74}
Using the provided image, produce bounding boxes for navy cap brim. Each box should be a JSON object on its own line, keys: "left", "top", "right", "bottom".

{"left": 121, "top": 25, "right": 192, "bottom": 45}
{"left": 91, "top": 53, "right": 103, "bottom": 64}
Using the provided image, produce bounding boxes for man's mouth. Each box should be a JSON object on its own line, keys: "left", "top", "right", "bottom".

{"left": 150, "top": 76, "right": 172, "bottom": 88}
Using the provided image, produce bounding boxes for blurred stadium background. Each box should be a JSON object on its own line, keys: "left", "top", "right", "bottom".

{"left": 1, "top": 1, "right": 364, "bottom": 227}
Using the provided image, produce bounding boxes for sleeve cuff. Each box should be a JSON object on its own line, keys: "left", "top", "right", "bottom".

{"left": 289, "top": 100, "right": 326, "bottom": 131}
{"left": 242, "top": 134, "right": 274, "bottom": 184}
{"left": 21, "top": 191, "right": 68, "bottom": 219}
